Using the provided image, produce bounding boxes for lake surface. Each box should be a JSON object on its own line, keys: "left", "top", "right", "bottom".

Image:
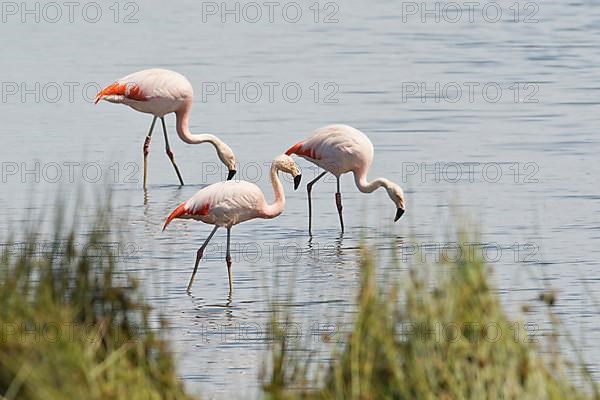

{"left": 1, "top": 0, "right": 600, "bottom": 397}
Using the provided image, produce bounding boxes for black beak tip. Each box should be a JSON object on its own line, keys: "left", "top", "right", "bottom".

{"left": 394, "top": 208, "right": 405, "bottom": 222}
{"left": 294, "top": 175, "right": 302, "bottom": 190}
{"left": 227, "top": 170, "right": 237, "bottom": 180}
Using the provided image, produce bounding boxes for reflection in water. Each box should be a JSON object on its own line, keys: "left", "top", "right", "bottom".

{"left": 225, "top": 291, "right": 233, "bottom": 321}
{"left": 335, "top": 233, "right": 344, "bottom": 258}
{"left": 144, "top": 185, "right": 186, "bottom": 228}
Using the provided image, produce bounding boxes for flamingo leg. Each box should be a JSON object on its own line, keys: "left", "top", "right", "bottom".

{"left": 187, "top": 225, "right": 219, "bottom": 292}
{"left": 143, "top": 116, "right": 158, "bottom": 189}
{"left": 335, "top": 176, "right": 344, "bottom": 234}
{"left": 161, "top": 117, "right": 185, "bottom": 186}
{"left": 226, "top": 228, "right": 233, "bottom": 292}
{"left": 306, "top": 171, "right": 327, "bottom": 235}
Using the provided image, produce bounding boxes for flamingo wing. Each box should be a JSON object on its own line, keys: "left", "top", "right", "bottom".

{"left": 163, "top": 197, "right": 210, "bottom": 231}
{"left": 286, "top": 124, "right": 374, "bottom": 175}
{"left": 163, "top": 181, "right": 265, "bottom": 230}
{"left": 95, "top": 68, "right": 192, "bottom": 104}
{"left": 286, "top": 141, "right": 320, "bottom": 160}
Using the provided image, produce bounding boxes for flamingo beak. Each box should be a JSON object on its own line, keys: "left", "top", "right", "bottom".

{"left": 227, "top": 170, "right": 237, "bottom": 180}
{"left": 294, "top": 175, "right": 302, "bottom": 190}
{"left": 394, "top": 208, "right": 405, "bottom": 222}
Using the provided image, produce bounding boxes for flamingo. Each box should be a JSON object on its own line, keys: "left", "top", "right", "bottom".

{"left": 285, "top": 124, "right": 406, "bottom": 235}
{"left": 162, "top": 154, "right": 302, "bottom": 292}
{"left": 95, "top": 68, "right": 237, "bottom": 188}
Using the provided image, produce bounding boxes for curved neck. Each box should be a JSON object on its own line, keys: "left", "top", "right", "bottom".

{"left": 353, "top": 168, "right": 392, "bottom": 193}
{"left": 261, "top": 165, "right": 285, "bottom": 219}
{"left": 175, "top": 103, "right": 222, "bottom": 150}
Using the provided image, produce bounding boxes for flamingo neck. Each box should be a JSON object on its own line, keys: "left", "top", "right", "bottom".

{"left": 175, "top": 102, "right": 225, "bottom": 151}
{"left": 262, "top": 165, "right": 285, "bottom": 219}
{"left": 353, "top": 168, "right": 392, "bottom": 194}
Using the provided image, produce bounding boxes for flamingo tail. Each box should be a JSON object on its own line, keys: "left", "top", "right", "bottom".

{"left": 286, "top": 141, "right": 318, "bottom": 159}
{"left": 94, "top": 81, "right": 146, "bottom": 104}
{"left": 285, "top": 142, "right": 304, "bottom": 156}
{"left": 163, "top": 202, "right": 187, "bottom": 231}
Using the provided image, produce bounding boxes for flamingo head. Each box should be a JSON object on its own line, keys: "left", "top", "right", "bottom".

{"left": 216, "top": 142, "right": 237, "bottom": 180}
{"left": 386, "top": 183, "right": 405, "bottom": 222}
{"left": 273, "top": 154, "right": 302, "bottom": 190}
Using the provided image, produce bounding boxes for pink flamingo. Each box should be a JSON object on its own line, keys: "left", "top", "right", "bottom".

{"left": 285, "top": 124, "right": 406, "bottom": 235}
{"left": 95, "top": 68, "right": 237, "bottom": 188}
{"left": 162, "top": 154, "right": 302, "bottom": 292}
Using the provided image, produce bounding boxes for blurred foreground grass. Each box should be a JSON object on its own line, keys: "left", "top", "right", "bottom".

{"left": 0, "top": 197, "right": 193, "bottom": 400}
{"left": 0, "top": 195, "right": 596, "bottom": 399}
{"left": 264, "top": 238, "right": 598, "bottom": 400}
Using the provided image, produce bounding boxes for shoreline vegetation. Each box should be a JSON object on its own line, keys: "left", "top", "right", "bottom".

{"left": 1, "top": 196, "right": 597, "bottom": 399}
{"left": 0, "top": 198, "right": 192, "bottom": 400}
{"left": 264, "top": 242, "right": 598, "bottom": 399}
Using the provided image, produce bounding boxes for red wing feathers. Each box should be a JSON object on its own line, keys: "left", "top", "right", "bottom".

{"left": 162, "top": 201, "right": 211, "bottom": 231}
{"left": 163, "top": 202, "right": 187, "bottom": 231}
{"left": 94, "top": 81, "right": 147, "bottom": 104}
{"left": 285, "top": 141, "right": 320, "bottom": 160}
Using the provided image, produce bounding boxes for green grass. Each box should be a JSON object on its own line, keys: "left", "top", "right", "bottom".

{"left": 1, "top": 193, "right": 596, "bottom": 399}
{"left": 0, "top": 197, "right": 194, "bottom": 400}
{"left": 263, "top": 238, "right": 598, "bottom": 400}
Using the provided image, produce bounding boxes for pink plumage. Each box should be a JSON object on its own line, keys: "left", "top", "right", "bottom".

{"left": 286, "top": 124, "right": 374, "bottom": 178}
{"left": 95, "top": 68, "right": 237, "bottom": 187}
{"left": 163, "top": 181, "right": 271, "bottom": 231}
{"left": 163, "top": 155, "right": 302, "bottom": 293}
{"left": 286, "top": 124, "right": 406, "bottom": 234}
{"left": 95, "top": 68, "right": 193, "bottom": 116}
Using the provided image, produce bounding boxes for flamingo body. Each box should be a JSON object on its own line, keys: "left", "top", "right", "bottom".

{"left": 95, "top": 68, "right": 237, "bottom": 186}
{"left": 286, "top": 124, "right": 373, "bottom": 177}
{"left": 164, "top": 181, "right": 271, "bottom": 229}
{"left": 163, "top": 154, "right": 301, "bottom": 292}
{"left": 95, "top": 69, "right": 193, "bottom": 117}
{"left": 286, "top": 124, "right": 406, "bottom": 234}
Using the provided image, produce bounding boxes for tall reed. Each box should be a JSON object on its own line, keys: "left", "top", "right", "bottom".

{"left": 0, "top": 195, "right": 194, "bottom": 400}
{"left": 263, "top": 239, "right": 596, "bottom": 400}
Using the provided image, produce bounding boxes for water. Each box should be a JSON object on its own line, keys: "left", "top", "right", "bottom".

{"left": 1, "top": 0, "right": 600, "bottom": 397}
